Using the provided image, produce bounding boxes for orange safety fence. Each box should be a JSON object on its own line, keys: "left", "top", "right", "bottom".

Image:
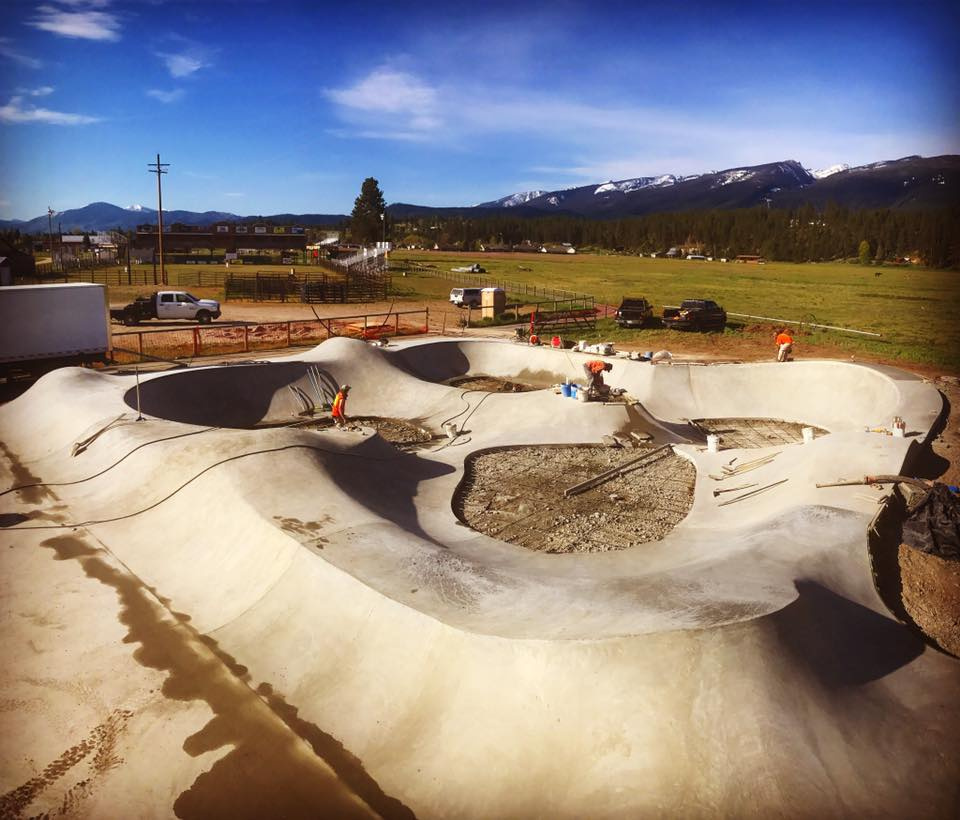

{"left": 111, "top": 309, "right": 429, "bottom": 364}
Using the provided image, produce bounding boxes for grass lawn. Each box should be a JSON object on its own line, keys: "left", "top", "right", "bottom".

{"left": 393, "top": 251, "right": 960, "bottom": 370}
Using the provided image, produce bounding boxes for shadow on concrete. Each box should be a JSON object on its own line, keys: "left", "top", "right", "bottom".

{"left": 908, "top": 389, "right": 951, "bottom": 480}
{"left": 123, "top": 361, "right": 339, "bottom": 428}
{"left": 773, "top": 580, "right": 924, "bottom": 688}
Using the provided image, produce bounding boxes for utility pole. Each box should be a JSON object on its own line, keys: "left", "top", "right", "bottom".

{"left": 46, "top": 206, "right": 55, "bottom": 273}
{"left": 148, "top": 154, "right": 169, "bottom": 285}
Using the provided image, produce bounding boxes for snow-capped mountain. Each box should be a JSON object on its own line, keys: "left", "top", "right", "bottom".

{"left": 810, "top": 164, "right": 849, "bottom": 179}
{"left": 476, "top": 190, "right": 547, "bottom": 208}
{"left": 439, "top": 156, "right": 956, "bottom": 218}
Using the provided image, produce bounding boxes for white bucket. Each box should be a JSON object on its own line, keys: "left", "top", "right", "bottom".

{"left": 443, "top": 422, "right": 459, "bottom": 440}
{"left": 707, "top": 434, "right": 720, "bottom": 453}
{"left": 577, "top": 388, "right": 590, "bottom": 402}
{"left": 893, "top": 426, "right": 905, "bottom": 438}
{"left": 802, "top": 427, "right": 815, "bottom": 444}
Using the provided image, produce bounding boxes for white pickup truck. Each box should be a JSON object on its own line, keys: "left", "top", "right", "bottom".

{"left": 110, "top": 290, "right": 222, "bottom": 325}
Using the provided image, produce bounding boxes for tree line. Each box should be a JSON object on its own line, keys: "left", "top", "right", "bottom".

{"left": 391, "top": 202, "right": 960, "bottom": 268}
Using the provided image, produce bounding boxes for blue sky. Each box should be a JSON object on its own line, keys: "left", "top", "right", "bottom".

{"left": 1, "top": 0, "right": 958, "bottom": 220}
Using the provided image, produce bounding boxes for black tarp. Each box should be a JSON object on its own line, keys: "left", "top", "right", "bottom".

{"left": 902, "top": 484, "right": 960, "bottom": 560}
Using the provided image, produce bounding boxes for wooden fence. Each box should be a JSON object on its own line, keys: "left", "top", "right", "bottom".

{"left": 396, "top": 260, "right": 592, "bottom": 302}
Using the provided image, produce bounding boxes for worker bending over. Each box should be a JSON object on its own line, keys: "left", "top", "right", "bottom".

{"left": 775, "top": 329, "right": 794, "bottom": 362}
{"left": 332, "top": 384, "right": 350, "bottom": 427}
{"left": 583, "top": 360, "right": 613, "bottom": 398}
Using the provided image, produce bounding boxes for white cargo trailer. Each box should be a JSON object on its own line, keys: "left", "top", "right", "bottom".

{"left": 0, "top": 283, "right": 112, "bottom": 375}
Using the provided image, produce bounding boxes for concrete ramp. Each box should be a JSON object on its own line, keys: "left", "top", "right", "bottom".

{"left": 0, "top": 336, "right": 956, "bottom": 819}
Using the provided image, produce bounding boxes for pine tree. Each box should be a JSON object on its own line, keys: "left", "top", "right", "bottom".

{"left": 349, "top": 177, "right": 387, "bottom": 244}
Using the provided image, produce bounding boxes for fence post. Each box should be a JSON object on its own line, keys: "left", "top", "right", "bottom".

{"left": 286, "top": 321, "right": 291, "bottom": 348}
{"left": 244, "top": 324, "right": 249, "bottom": 352}
{"left": 396, "top": 312, "right": 400, "bottom": 335}
{"left": 137, "top": 332, "right": 143, "bottom": 358}
{"left": 424, "top": 306, "right": 429, "bottom": 334}
{"left": 193, "top": 327, "right": 199, "bottom": 357}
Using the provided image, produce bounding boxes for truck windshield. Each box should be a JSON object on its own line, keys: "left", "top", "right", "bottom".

{"left": 184, "top": 293, "right": 200, "bottom": 303}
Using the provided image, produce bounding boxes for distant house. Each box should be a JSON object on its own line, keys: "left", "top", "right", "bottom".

{"left": 0, "top": 237, "right": 36, "bottom": 284}
{"left": 542, "top": 243, "right": 577, "bottom": 254}
{"left": 479, "top": 243, "right": 512, "bottom": 253}
{"left": 735, "top": 254, "right": 766, "bottom": 264}
{"left": 665, "top": 247, "right": 682, "bottom": 258}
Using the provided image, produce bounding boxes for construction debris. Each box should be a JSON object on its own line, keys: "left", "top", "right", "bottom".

{"left": 709, "top": 451, "right": 781, "bottom": 481}
{"left": 717, "top": 478, "right": 789, "bottom": 507}
{"left": 564, "top": 444, "right": 673, "bottom": 498}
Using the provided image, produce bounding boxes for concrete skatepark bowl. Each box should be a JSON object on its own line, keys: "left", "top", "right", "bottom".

{"left": 1, "top": 336, "right": 958, "bottom": 819}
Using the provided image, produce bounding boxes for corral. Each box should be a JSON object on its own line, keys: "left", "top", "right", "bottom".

{"left": 0, "top": 336, "right": 958, "bottom": 818}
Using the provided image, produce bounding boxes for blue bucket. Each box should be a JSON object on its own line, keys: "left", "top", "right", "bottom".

{"left": 569, "top": 384, "right": 578, "bottom": 399}
{"left": 561, "top": 383, "right": 572, "bottom": 398}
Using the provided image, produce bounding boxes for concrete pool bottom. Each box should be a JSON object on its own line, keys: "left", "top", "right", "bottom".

{"left": 0, "top": 336, "right": 957, "bottom": 818}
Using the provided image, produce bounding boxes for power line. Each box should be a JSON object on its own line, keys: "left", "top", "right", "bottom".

{"left": 147, "top": 154, "right": 169, "bottom": 285}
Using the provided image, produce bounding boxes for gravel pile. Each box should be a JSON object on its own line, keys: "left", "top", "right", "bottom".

{"left": 456, "top": 444, "right": 696, "bottom": 553}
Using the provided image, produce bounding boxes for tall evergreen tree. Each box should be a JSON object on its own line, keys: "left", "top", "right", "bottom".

{"left": 349, "top": 177, "right": 387, "bottom": 244}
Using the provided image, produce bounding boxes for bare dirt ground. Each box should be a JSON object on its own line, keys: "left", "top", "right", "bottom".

{"left": 455, "top": 445, "right": 696, "bottom": 553}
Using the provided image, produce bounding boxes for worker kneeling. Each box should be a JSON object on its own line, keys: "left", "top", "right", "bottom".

{"left": 332, "top": 384, "right": 350, "bottom": 427}
{"left": 775, "top": 329, "right": 794, "bottom": 362}
{"left": 583, "top": 360, "right": 613, "bottom": 400}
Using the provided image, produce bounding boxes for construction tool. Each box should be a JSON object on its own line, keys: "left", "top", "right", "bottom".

{"left": 717, "top": 478, "right": 789, "bottom": 507}
{"left": 815, "top": 475, "right": 931, "bottom": 489}
{"left": 709, "top": 451, "right": 781, "bottom": 481}
{"left": 564, "top": 444, "right": 673, "bottom": 497}
{"left": 712, "top": 483, "right": 757, "bottom": 497}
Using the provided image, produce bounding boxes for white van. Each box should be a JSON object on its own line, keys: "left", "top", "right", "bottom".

{"left": 449, "top": 287, "right": 482, "bottom": 308}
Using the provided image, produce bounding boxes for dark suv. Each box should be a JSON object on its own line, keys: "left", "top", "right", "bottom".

{"left": 614, "top": 297, "right": 654, "bottom": 328}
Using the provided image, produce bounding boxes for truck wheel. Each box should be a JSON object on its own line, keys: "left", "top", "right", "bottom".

{"left": 196, "top": 310, "right": 212, "bottom": 324}
{"left": 123, "top": 311, "right": 139, "bottom": 326}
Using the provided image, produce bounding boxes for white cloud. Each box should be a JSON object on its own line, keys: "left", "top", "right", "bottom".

{"left": 325, "top": 69, "right": 442, "bottom": 134}
{"left": 0, "top": 95, "right": 100, "bottom": 125}
{"left": 28, "top": 3, "right": 122, "bottom": 41}
{"left": 0, "top": 38, "right": 43, "bottom": 68}
{"left": 146, "top": 88, "right": 184, "bottom": 104}
{"left": 25, "top": 86, "right": 55, "bottom": 97}
{"left": 222, "top": 192, "right": 244, "bottom": 198}
{"left": 157, "top": 51, "right": 208, "bottom": 78}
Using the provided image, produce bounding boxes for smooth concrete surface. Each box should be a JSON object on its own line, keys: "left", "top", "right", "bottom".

{"left": 1, "top": 336, "right": 957, "bottom": 819}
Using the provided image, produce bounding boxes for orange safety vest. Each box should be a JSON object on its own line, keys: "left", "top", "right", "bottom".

{"left": 776, "top": 332, "right": 793, "bottom": 346}
{"left": 332, "top": 391, "right": 347, "bottom": 418}
{"left": 587, "top": 360, "right": 607, "bottom": 374}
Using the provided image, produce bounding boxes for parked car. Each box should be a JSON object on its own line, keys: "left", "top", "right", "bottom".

{"left": 110, "top": 290, "right": 222, "bottom": 325}
{"left": 449, "top": 287, "right": 483, "bottom": 308}
{"left": 662, "top": 299, "right": 727, "bottom": 331}
{"left": 614, "top": 297, "right": 654, "bottom": 328}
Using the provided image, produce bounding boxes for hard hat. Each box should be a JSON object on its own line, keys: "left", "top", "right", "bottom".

{"left": 341, "top": 384, "right": 351, "bottom": 391}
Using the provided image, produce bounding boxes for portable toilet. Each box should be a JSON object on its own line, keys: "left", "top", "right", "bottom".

{"left": 481, "top": 287, "right": 506, "bottom": 319}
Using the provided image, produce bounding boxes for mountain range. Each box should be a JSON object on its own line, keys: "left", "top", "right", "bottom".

{"left": 0, "top": 202, "right": 349, "bottom": 234}
{"left": 2, "top": 155, "right": 956, "bottom": 233}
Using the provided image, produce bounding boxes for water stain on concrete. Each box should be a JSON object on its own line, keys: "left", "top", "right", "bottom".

{"left": 37, "top": 534, "right": 415, "bottom": 820}
{"left": 0, "top": 442, "right": 56, "bottom": 506}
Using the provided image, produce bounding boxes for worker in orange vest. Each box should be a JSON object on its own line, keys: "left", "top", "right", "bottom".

{"left": 583, "top": 360, "right": 613, "bottom": 397}
{"left": 332, "top": 384, "right": 350, "bottom": 427}
{"left": 775, "top": 329, "right": 794, "bottom": 362}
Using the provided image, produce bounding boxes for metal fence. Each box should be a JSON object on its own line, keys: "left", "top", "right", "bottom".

{"left": 110, "top": 309, "right": 430, "bottom": 364}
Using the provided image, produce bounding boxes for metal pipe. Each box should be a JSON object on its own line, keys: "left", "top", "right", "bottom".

{"left": 717, "top": 478, "right": 789, "bottom": 507}
{"left": 726, "top": 312, "right": 881, "bottom": 337}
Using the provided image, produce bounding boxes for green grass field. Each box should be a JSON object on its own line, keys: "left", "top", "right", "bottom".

{"left": 393, "top": 251, "right": 960, "bottom": 371}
